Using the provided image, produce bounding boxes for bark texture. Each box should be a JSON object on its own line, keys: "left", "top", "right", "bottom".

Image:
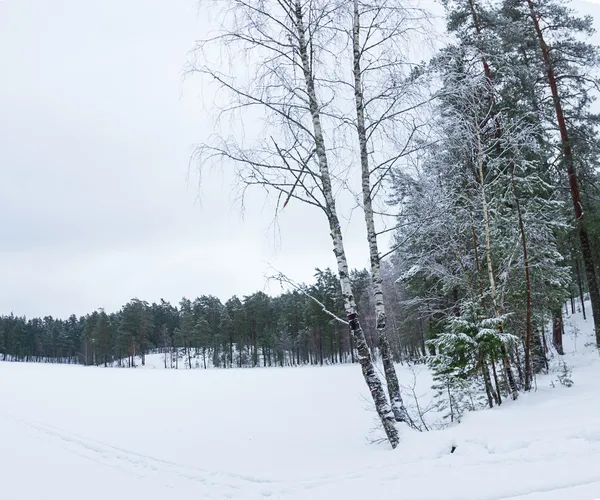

{"left": 480, "top": 354, "right": 495, "bottom": 408}
{"left": 351, "top": 0, "right": 408, "bottom": 424}
{"left": 552, "top": 307, "right": 564, "bottom": 355}
{"left": 511, "top": 173, "right": 533, "bottom": 391}
{"left": 294, "top": 1, "right": 399, "bottom": 448}
{"left": 576, "top": 256, "right": 587, "bottom": 320}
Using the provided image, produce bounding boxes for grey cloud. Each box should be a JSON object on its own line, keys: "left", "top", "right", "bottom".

{"left": 1, "top": 0, "right": 489, "bottom": 318}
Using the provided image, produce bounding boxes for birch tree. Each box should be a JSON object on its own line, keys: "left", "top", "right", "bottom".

{"left": 347, "top": 0, "right": 430, "bottom": 423}
{"left": 190, "top": 0, "right": 399, "bottom": 447}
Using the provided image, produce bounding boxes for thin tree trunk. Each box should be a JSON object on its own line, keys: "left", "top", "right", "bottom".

{"left": 470, "top": 0, "right": 522, "bottom": 398}
{"left": 318, "top": 327, "right": 323, "bottom": 366}
{"left": 511, "top": 172, "right": 533, "bottom": 390}
{"left": 468, "top": 0, "right": 492, "bottom": 80}
{"left": 140, "top": 311, "right": 146, "bottom": 367}
{"left": 540, "top": 332, "right": 549, "bottom": 373}
{"left": 514, "top": 344, "right": 525, "bottom": 387}
{"left": 478, "top": 137, "right": 496, "bottom": 313}
{"left": 253, "top": 320, "right": 258, "bottom": 367}
{"left": 419, "top": 317, "right": 426, "bottom": 357}
{"left": 351, "top": 0, "right": 408, "bottom": 425}
{"left": 481, "top": 355, "right": 495, "bottom": 409}
{"left": 500, "top": 343, "right": 519, "bottom": 399}
{"left": 576, "top": 255, "right": 587, "bottom": 320}
{"left": 541, "top": 317, "right": 549, "bottom": 354}
{"left": 338, "top": 326, "right": 344, "bottom": 364}
{"left": 477, "top": 127, "right": 518, "bottom": 401}
{"left": 526, "top": 0, "right": 600, "bottom": 348}
{"left": 552, "top": 307, "right": 564, "bottom": 355}
{"left": 187, "top": 327, "right": 192, "bottom": 369}
{"left": 447, "top": 382, "right": 455, "bottom": 422}
{"left": 294, "top": 1, "right": 398, "bottom": 448}
{"left": 330, "top": 326, "right": 335, "bottom": 364}
{"left": 490, "top": 355, "right": 502, "bottom": 406}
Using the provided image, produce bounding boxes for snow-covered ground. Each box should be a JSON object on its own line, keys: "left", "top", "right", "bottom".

{"left": 1, "top": 302, "right": 600, "bottom": 500}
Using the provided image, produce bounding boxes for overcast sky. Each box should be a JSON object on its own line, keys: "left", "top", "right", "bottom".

{"left": 1, "top": 0, "right": 599, "bottom": 319}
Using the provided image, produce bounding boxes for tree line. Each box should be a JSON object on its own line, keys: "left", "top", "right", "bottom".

{"left": 0, "top": 267, "right": 414, "bottom": 369}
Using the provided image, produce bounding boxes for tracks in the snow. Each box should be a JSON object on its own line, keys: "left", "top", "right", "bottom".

{"left": 1, "top": 411, "right": 394, "bottom": 499}
{"left": 5, "top": 411, "right": 599, "bottom": 500}
{"left": 1, "top": 412, "right": 282, "bottom": 498}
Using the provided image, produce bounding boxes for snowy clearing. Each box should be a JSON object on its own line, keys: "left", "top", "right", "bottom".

{"left": 1, "top": 303, "right": 600, "bottom": 500}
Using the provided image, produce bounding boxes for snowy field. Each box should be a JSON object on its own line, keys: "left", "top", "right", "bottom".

{"left": 2, "top": 304, "right": 600, "bottom": 500}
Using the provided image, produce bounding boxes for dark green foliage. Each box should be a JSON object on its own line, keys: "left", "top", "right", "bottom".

{"left": 428, "top": 302, "right": 518, "bottom": 421}
{"left": 0, "top": 268, "right": 393, "bottom": 368}
{"left": 0, "top": 313, "right": 84, "bottom": 363}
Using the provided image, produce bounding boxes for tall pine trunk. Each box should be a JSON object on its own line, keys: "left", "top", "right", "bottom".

{"left": 575, "top": 256, "right": 587, "bottom": 320}
{"left": 187, "top": 326, "right": 192, "bottom": 369}
{"left": 141, "top": 325, "right": 146, "bottom": 367}
{"left": 229, "top": 331, "right": 234, "bottom": 369}
{"left": 511, "top": 171, "right": 533, "bottom": 390}
{"left": 552, "top": 307, "right": 564, "bottom": 355}
{"left": 351, "top": 0, "right": 408, "bottom": 424}
{"left": 294, "top": 1, "right": 398, "bottom": 448}
{"left": 526, "top": 0, "right": 600, "bottom": 348}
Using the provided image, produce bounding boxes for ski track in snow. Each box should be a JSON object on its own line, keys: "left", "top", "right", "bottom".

{"left": 2, "top": 301, "right": 600, "bottom": 499}
{"left": 5, "top": 414, "right": 266, "bottom": 486}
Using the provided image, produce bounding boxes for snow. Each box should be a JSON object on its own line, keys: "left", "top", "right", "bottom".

{"left": 395, "top": 264, "right": 421, "bottom": 283}
{"left": 2, "top": 301, "right": 600, "bottom": 499}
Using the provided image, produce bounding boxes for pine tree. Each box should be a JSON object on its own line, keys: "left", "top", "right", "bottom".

{"left": 94, "top": 309, "right": 112, "bottom": 367}
{"left": 0, "top": 319, "right": 5, "bottom": 357}
{"left": 501, "top": 0, "right": 600, "bottom": 347}
{"left": 180, "top": 298, "right": 194, "bottom": 369}
{"left": 83, "top": 311, "right": 99, "bottom": 366}
{"left": 120, "top": 299, "right": 154, "bottom": 367}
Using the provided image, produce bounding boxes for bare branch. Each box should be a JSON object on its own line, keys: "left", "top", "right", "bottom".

{"left": 268, "top": 269, "right": 349, "bottom": 325}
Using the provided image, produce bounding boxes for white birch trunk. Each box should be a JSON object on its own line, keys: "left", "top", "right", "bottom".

{"left": 476, "top": 129, "right": 519, "bottom": 401}
{"left": 476, "top": 133, "right": 497, "bottom": 311}
{"left": 294, "top": 1, "right": 399, "bottom": 448}
{"left": 352, "top": 0, "right": 408, "bottom": 424}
